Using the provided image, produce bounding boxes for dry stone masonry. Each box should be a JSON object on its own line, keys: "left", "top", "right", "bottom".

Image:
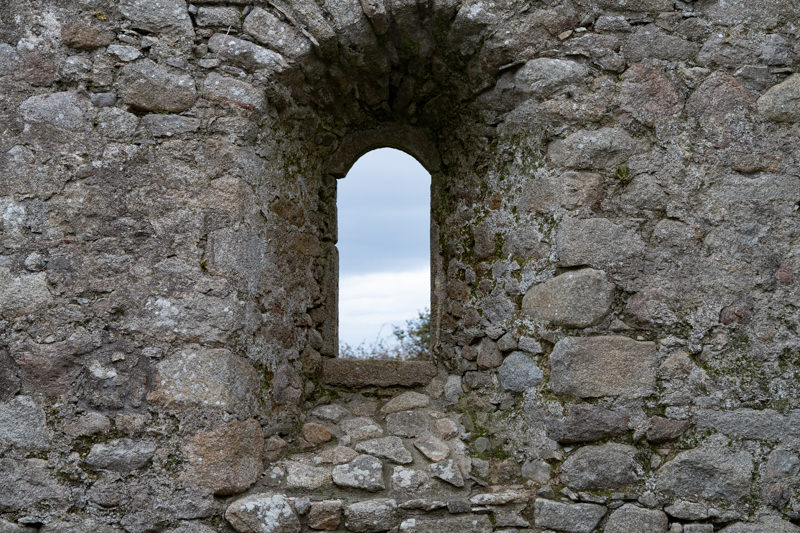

{"left": 0, "top": 0, "right": 799, "bottom": 531}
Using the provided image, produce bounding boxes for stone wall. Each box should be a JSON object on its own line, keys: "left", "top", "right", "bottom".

{"left": 0, "top": 0, "right": 799, "bottom": 531}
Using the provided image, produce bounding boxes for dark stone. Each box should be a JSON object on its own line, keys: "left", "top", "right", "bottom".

{"left": 322, "top": 359, "right": 437, "bottom": 388}
{"left": 546, "top": 404, "right": 630, "bottom": 444}
{"left": 646, "top": 416, "right": 692, "bottom": 443}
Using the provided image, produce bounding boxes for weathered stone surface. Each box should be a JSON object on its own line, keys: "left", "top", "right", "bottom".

{"left": 61, "top": 22, "right": 115, "bottom": 49}
{"left": 476, "top": 337, "right": 503, "bottom": 369}
{"left": 391, "top": 466, "right": 431, "bottom": 492}
{"left": 64, "top": 411, "right": 110, "bottom": 438}
{"left": 555, "top": 218, "right": 646, "bottom": 268}
{"left": 0, "top": 458, "right": 69, "bottom": 512}
{"left": 686, "top": 72, "right": 754, "bottom": 118}
{"left": 430, "top": 458, "right": 464, "bottom": 487}
{"left": 225, "top": 493, "right": 300, "bottom": 533}
{"left": 196, "top": 7, "right": 241, "bottom": 27}
{"left": 656, "top": 447, "right": 753, "bottom": 504}
{"left": 283, "top": 461, "right": 332, "bottom": 490}
{"left": 562, "top": 443, "right": 641, "bottom": 490}
{"left": 340, "top": 417, "right": 384, "bottom": 441}
{"left": 344, "top": 499, "right": 398, "bottom": 533}
{"left": 298, "top": 422, "right": 331, "bottom": 445}
{"left": 0, "top": 518, "right": 35, "bottom": 532}
{"left": 38, "top": 518, "right": 121, "bottom": 533}
{"left": 140, "top": 114, "right": 200, "bottom": 137}
{"left": 758, "top": 74, "right": 800, "bottom": 122}
{"left": 119, "top": 0, "right": 194, "bottom": 37}
{"left": 332, "top": 454, "right": 385, "bottom": 491}
{"left": 646, "top": 416, "right": 691, "bottom": 443}
{"left": 695, "top": 408, "right": 797, "bottom": 441}
{"left": 522, "top": 268, "right": 615, "bottom": 328}
{"left": 183, "top": 418, "right": 263, "bottom": 495}
{"left": 208, "top": 33, "right": 287, "bottom": 72}
{"left": 355, "top": 437, "right": 413, "bottom": 464}
{"left": 617, "top": 63, "right": 683, "bottom": 125}
{"left": 85, "top": 438, "right": 156, "bottom": 472}
{"left": 509, "top": 58, "right": 588, "bottom": 97}
{"left": 0, "top": 351, "right": 20, "bottom": 403}
{"left": 19, "top": 92, "right": 91, "bottom": 132}
{"left": 548, "top": 127, "right": 636, "bottom": 170}
{"left": 316, "top": 446, "right": 359, "bottom": 465}
{"left": 386, "top": 410, "right": 430, "bottom": 438}
{"left": 323, "top": 359, "right": 437, "bottom": 387}
{"left": 550, "top": 336, "right": 657, "bottom": 399}
{"left": 308, "top": 500, "right": 342, "bottom": 530}
{"left": 413, "top": 434, "right": 450, "bottom": 462}
{"left": 497, "top": 351, "right": 543, "bottom": 392}
{"left": 243, "top": 7, "right": 312, "bottom": 60}
{"left": 399, "top": 515, "right": 492, "bottom": 533}
{"left": 719, "top": 516, "right": 800, "bottom": 532}
{"left": 203, "top": 73, "right": 265, "bottom": 110}
{"left": 119, "top": 60, "right": 197, "bottom": 112}
{"left": 623, "top": 25, "right": 698, "bottom": 63}
{"left": 0, "top": 396, "right": 49, "bottom": 450}
{"left": 533, "top": 499, "right": 606, "bottom": 533}
{"left": 546, "top": 403, "right": 630, "bottom": 444}
{"left": 380, "top": 391, "right": 430, "bottom": 414}
{"left": 312, "top": 404, "right": 351, "bottom": 423}
{"left": 605, "top": 504, "right": 668, "bottom": 533}
{"left": 147, "top": 346, "right": 260, "bottom": 415}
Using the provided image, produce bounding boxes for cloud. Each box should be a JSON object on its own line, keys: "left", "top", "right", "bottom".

{"left": 338, "top": 148, "right": 431, "bottom": 275}
{"left": 339, "top": 265, "right": 430, "bottom": 346}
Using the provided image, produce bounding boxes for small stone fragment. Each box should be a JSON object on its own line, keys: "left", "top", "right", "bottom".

{"left": 656, "top": 447, "right": 753, "bottom": 505}
{"left": 315, "top": 446, "right": 359, "bottom": 465}
{"left": 85, "top": 438, "right": 156, "bottom": 472}
{"left": 561, "top": 443, "right": 641, "bottom": 490}
{"left": 0, "top": 396, "right": 50, "bottom": 450}
{"left": 302, "top": 422, "right": 332, "bottom": 445}
{"left": 435, "top": 418, "right": 460, "bottom": 440}
{"left": 545, "top": 403, "right": 630, "bottom": 444}
{"left": 604, "top": 503, "right": 668, "bottom": 533}
{"left": 225, "top": 493, "right": 300, "bottom": 533}
{"left": 550, "top": 336, "right": 657, "bottom": 399}
{"left": 522, "top": 268, "right": 615, "bottom": 328}
{"left": 312, "top": 404, "right": 351, "bottom": 422}
{"left": 757, "top": 74, "right": 800, "bottom": 122}
{"left": 497, "top": 351, "right": 543, "bottom": 392}
{"left": 430, "top": 459, "right": 464, "bottom": 487}
{"left": 282, "top": 461, "right": 332, "bottom": 490}
{"left": 476, "top": 338, "right": 503, "bottom": 369}
{"left": 308, "top": 500, "right": 342, "bottom": 530}
{"left": 646, "top": 416, "right": 691, "bottom": 443}
{"left": 332, "top": 454, "right": 385, "bottom": 491}
{"left": 119, "top": 59, "right": 197, "bottom": 113}
{"left": 391, "top": 466, "right": 431, "bottom": 492}
{"left": 355, "top": 437, "right": 413, "bottom": 464}
{"left": 203, "top": 72, "right": 265, "bottom": 110}
{"left": 61, "top": 22, "right": 116, "bottom": 49}
{"left": 344, "top": 499, "right": 398, "bottom": 533}
{"left": 399, "top": 515, "right": 492, "bottom": 533}
{"left": 380, "top": 391, "right": 430, "bottom": 414}
{"left": 414, "top": 434, "right": 450, "bottom": 462}
{"left": 183, "top": 418, "right": 263, "bottom": 495}
{"left": 385, "top": 410, "right": 430, "bottom": 438}
{"left": 340, "top": 417, "right": 384, "bottom": 441}
{"left": 533, "top": 498, "right": 606, "bottom": 533}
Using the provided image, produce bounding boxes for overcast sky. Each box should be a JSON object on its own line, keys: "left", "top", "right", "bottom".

{"left": 337, "top": 148, "right": 430, "bottom": 347}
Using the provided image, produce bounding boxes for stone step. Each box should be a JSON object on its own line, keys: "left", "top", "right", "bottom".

{"left": 322, "top": 358, "right": 437, "bottom": 388}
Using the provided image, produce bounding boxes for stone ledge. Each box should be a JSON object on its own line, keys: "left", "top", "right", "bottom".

{"left": 322, "top": 359, "right": 437, "bottom": 388}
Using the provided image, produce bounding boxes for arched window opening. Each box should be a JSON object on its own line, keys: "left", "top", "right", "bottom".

{"left": 337, "top": 148, "right": 431, "bottom": 360}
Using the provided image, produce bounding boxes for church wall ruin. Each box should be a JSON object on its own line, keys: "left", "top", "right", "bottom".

{"left": 1, "top": 0, "right": 799, "bottom": 530}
